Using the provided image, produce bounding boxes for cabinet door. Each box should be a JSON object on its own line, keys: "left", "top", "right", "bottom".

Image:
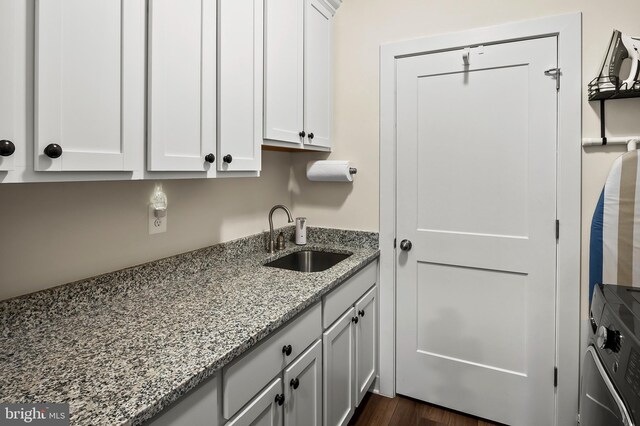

{"left": 323, "top": 308, "right": 355, "bottom": 426}
{"left": 263, "top": 0, "right": 304, "bottom": 145}
{"left": 218, "top": 0, "right": 262, "bottom": 172}
{"left": 35, "top": 0, "right": 145, "bottom": 171}
{"left": 284, "top": 340, "right": 322, "bottom": 426}
{"left": 226, "top": 378, "right": 283, "bottom": 426}
{"left": 304, "top": 0, "right": 332, "bottom": 150}
{"left": 147, "top": 0, "right": 216, "bottom": 173}
{"left": 354, "top": 286, "right": 376, "bottom": 407}
{"left": 0, "top": 0, "right": 26, "bottom": 172}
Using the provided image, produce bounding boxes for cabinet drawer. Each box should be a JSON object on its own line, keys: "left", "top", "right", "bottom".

{"left": 223, "top": 303, "right": 322, "bottom": 419}
{"left": 322, "top": 261, "right": 377, "bottom": 329}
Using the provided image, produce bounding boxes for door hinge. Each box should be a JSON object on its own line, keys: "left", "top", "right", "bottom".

{"left": 394, "top": 238, "right": 397, "bottom": 249}
{"left": 556, "top": 220, "right": 560, "bottom": 240}
{"left": 554, "top": 367, "right": 558, "bottom": 387}
{"left": 544, "top": 68, "right": 561, "bottom": 91}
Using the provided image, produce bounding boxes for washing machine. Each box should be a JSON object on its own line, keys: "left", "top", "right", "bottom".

{"left": 580, "top": 283, "right": 640, "bottom": 426}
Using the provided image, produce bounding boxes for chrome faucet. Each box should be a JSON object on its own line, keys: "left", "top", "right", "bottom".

{"left": 268, "top": 204, "right": 294, "bottom": 254}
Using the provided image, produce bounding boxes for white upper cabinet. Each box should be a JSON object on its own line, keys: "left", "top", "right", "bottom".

{"left": 147, "top": 0, "right": 216, "bottom": 174}
{"left": 264, "top": 0, "right": 304, "bottom": 145}
{"left": 218, "top": 0, "right": 263, "bottom": 172}
{"left": 304, "top": 0, "right": 332, "bottom": 150}
{"left": 0, "top": 0, "right": 25, "bottom": 172}
{"left": 34, "top": 0, "right": 145, "bottom": 172}
{"left": 263, "top": 0, "right": 333, "bottom": 151}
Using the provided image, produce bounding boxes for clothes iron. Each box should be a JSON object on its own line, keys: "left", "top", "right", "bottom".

{"left": 598, "top": 30, "right": 640, "bottom": 91}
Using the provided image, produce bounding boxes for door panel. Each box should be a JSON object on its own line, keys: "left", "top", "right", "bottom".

{"left": 226, "top": 378, "right": 282, "bottom": 426}
{"left": 264, "top": 0, "right": 304, "bottom": 144}
{"left": 284, "top": 340, "right": 322, "bottom": 426}
{"left": 323, "top": 308, "right": 355, "bottom": 426}
{"left": 395, "top": 37, "right": 558, "bottom": 425}
{"left": 218, "top": 0, "right": 262, "bottom": 172}
{"left": 304, "top": 0, "right": 331, "bottom": 149}
{"left": 147, "top": 0, "right": 216, "bottom": 173}
{"left": 355, "top": 287, "right": 376, "bottom": 406}
{"left": 35, "top": 0, "right": 144, "bottom": 171}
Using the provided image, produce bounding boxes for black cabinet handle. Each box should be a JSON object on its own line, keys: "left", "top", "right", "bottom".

{"left": 275, "top": 394, "right": 285, "bottom": 406}
{"left": 282, "top": 345, "right": 292, "bottom": 356}
{"left": 0, "top": 140, "right": 15, "bottom": 157}
{"left": 358, "top": 309, "right": 365, "bottom": 317}
{"left": 352, "top": 316, "right": 359, "bottom": 324}
{"left": 290, "top": 378, "right": 299, "bottom": 389}
{"left": 205, "top": 153, "right": 215, "bottom": 163}
{"left": 44, "top": 144, "right": 63, "bottom": 159}
{"left": 299, "top": 131, "right": 306, "bottom": 138}
{"left": 308, "top": 133, "right": 314, "bottom": 140}
{"left": 223, "top": 154, "right": 232, "bottom": 164}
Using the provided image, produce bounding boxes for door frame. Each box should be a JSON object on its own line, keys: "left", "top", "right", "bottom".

{"left": 379, "top": 13, "right": 581, "bottom": 426}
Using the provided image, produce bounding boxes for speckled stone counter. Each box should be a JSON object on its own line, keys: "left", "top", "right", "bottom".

{"left": 0, "top": 227, "right": 378, "bottom": 425}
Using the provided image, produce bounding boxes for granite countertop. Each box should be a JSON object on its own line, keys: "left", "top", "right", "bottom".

{"left": 0, "top": 227, "right": 379, "bottom": 425}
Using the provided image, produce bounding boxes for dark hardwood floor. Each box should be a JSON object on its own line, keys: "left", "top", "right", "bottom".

{"left": 349, "top": 393, "right": 501, "bottom": 426}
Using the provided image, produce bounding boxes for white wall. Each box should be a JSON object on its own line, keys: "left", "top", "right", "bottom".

{"left": 0, "top": 152, "right": 292, "bottom": 300}
{"left": 291, "top": 0, "right": 640, "bottom": 318}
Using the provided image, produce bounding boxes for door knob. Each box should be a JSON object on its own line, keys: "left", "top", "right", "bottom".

{"left": 205, "top": 153, "right": 215, "bottom": 163}
{"left": 308, "top": 132, "right": 314, "bottom": 140}
{"left": 290, "top": 378, "right": 300, "bottom": 389}
{"left": 223, "top": 154, "right": 232, "bottom": 164}
{"left": 44, "top": 144, "right": 63, "bottom": 159}
{"left": 282, "top": 344, "right": 292, "bottom": 356}
{"left": 299, "top": 131, "right": 306, "bottom": 138}
{"left": 358, "top": 309, "right": 365, "bottom": 317}
{"left": 400, "top": 239, "right": 412, "bottom": 251}
{"left": 352, "top": 316, "right": 359, "bottom": 324}
{"left": 275, "top": 394, "right": 285, "bottom": 406}
{"left": 0, "top": 140, "right": 15, "bottom": 157}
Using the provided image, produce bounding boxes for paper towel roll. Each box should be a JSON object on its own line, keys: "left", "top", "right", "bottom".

{"left": 306, "top": 161, "right": 354, "bottom": 182}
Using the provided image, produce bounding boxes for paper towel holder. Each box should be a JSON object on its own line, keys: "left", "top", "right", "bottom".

{"left": 349, "top": 167, "right": 357, "bottom": 175}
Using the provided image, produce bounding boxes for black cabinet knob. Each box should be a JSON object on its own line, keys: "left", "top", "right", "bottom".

{"left": 223, "top": 154, "right": 232, "bottom": 164}
{"left": 282, "top": 344, "right": 292, "bottom": 356}
{"left": 400, "top": 239, "right": 412, "bottom": 252}
{"left": 290, "top": 378, "right": 299, "bottom": 389}
{"left": 308, "top": 133, "right": 314, "bottom": 140}
{"left": 275, "top": 394, "right": 285, "bottom": 406}
{"left": 352, "top": 316, "right": 359, "bottom": 324}
{"left": 358, "top": 309, "right": 365, "bottom": 317}
{"left": 299, "top": 131, "right": 306, "bottom": 138}
{"left": 0, "top": 140, "right": 15, "bottom": 157}
{"left": 44, "top": 144, "right": 63, "bottom": 159}
{"left": 205, "top": 153, "right": 215, "bottom": 163}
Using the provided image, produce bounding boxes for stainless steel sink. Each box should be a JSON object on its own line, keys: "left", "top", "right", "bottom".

{"left": 264, "top": 250, "right": 352, "bottom": 272}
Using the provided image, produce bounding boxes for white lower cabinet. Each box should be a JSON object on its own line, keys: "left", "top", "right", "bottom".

{"left": 226, "top": 378, "right": 283, "bottom": 426}
{"left": 354, "top": 287, "right": 377, "bottom": 406}
{"left": 323, "top": 308, "right": 356, "bottom": 426}
{"left": 284, "top": 340, "right": 323, "bottom": 426}
{"left": 322, "top": 266, "right": 378, "bottom": 426}
{"left": 146, "top": 374, "right": 222, "bottom": 426}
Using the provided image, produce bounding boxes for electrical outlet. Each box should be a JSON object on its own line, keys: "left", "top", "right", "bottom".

{"left": 149, "top": 205, "right": 167, "bottom": 234}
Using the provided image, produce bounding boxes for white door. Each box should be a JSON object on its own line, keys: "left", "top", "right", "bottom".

{"left": 354, "top": 286, "right": 376, "bottom": 407}
{"left": 226, "top": 378, "right": 283, "bottom": 426}
{"left": 147, "top": 0, "right": 216, "bottom": 173}
{"left": 284, "top": 340, "right": 322, "bottom": 426}
{"left": 218, "top": 0, "right": 262, "bottom": 172}
{"left": 35, "top": 0, "right": 144, "bottom": 171}
{"left": 395, "top": 37, "right": 558, "bottom": 425}
{"left": 0, "top": 0, "right": 24, "bottom": 171}
{"left": 323, "top": 308, "right": 355, "bottom": 426}
{"left": 303, "top": 0, "right": 331, "bottom": 149}
{"left": 264, "top": 0, "right": 304, "bottom": 145}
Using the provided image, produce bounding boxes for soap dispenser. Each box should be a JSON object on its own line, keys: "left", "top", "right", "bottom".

{"left": 295, "top": 217, "right": 307, "bottom": 245}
